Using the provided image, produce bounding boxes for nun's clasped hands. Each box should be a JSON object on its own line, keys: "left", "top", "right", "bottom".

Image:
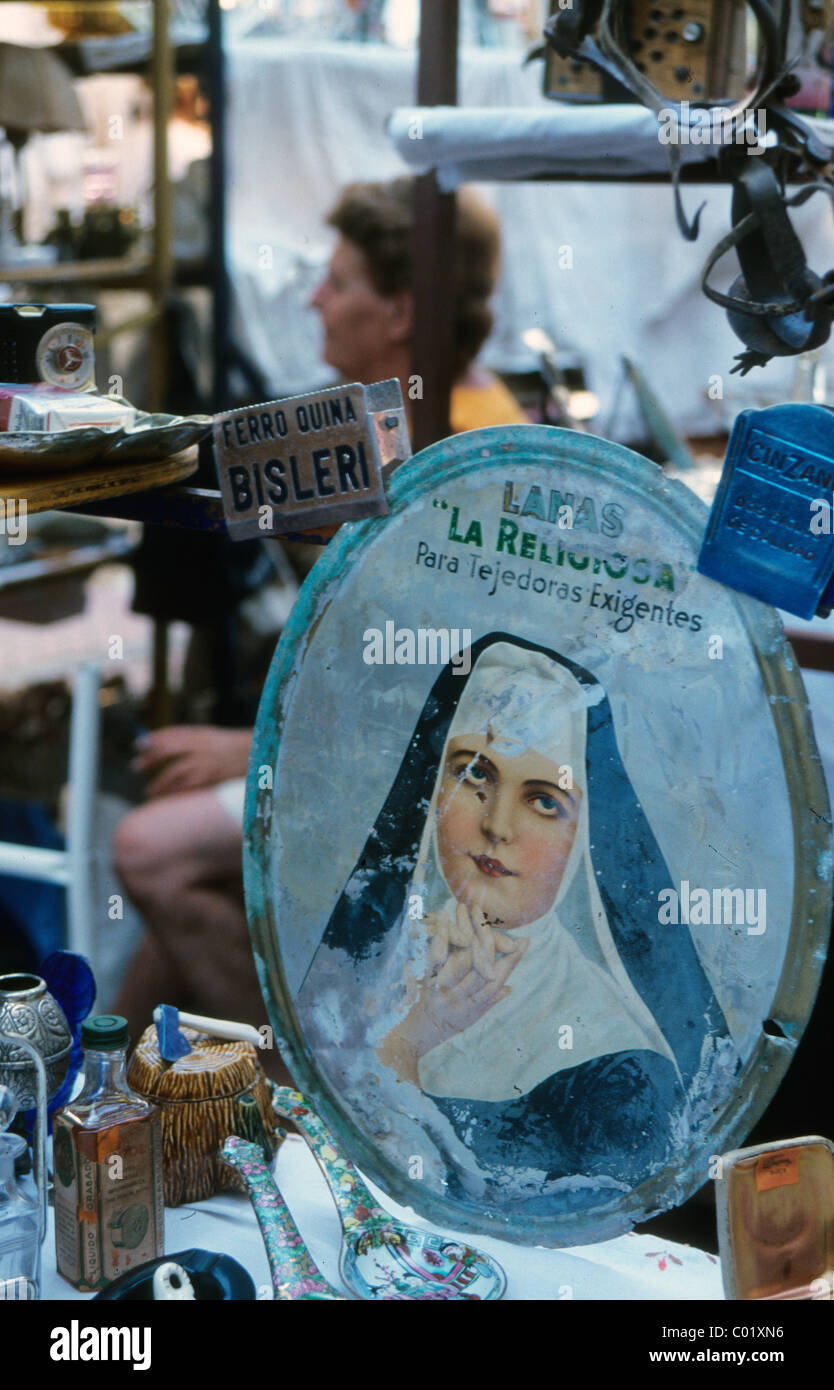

{"left": 376, "top": 902, "right": 528, "bottom": 1084}
{"left": 423, "top": 902, "right": 528, "bottom": 1041}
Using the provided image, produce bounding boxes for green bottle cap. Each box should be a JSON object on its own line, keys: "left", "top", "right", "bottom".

{"left": 81, "top": 1015, "right": 129, "bottom": 1050}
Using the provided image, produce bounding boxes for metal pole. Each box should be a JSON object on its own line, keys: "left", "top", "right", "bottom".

{"left": 150, "top": 618, "right": 173, "bottom": 728}
{"left": 412, "top": 0, "right": 459, "bottom": 451}
{"left": 66, "top": 664, "right": 100, "bottom": 965}
{"left": 208, "top": 0, "right": 229, "bottom": 411}
{"left": 0, "top": 845, "right": 68, "bottom": 883}
{"left": 150, "top": 0, "right": 174, "bottom": 412}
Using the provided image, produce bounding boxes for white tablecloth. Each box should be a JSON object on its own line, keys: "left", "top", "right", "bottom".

{"left": 41, "top": 1134, "right": 723, "bottom": 1301}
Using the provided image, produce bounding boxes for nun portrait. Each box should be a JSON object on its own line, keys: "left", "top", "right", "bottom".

{"left": 298, "top": 633, "right": 737, "bottom": 1196}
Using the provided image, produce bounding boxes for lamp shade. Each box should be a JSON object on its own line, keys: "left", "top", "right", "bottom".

{"left": 0, "top": 42, "right": 86, "bottom": 146}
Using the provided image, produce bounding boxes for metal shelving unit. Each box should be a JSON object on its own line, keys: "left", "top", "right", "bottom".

{"left": 0, "top": 0, "right": 177, "bottom": 410}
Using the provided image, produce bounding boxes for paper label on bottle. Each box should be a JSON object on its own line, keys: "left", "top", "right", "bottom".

{"left": 53, "top": 1112, "right": 164, "bottom": 1292}
{"left": 755, "top": 1147, "right": 801, "bottom": 1191}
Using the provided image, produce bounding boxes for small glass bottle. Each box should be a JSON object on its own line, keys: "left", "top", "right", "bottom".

{"left": 53, "top": 1015, "right": 164, "bottom": 1292}
{"left": 0, "top": 1132, "right": 39, "bottom": 1300}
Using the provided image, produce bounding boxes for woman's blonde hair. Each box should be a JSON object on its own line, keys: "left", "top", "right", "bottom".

{"left": 326, "top": 177, "right": 501, "bottom": 380}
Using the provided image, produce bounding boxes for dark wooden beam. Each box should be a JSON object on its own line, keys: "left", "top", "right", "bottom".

{"left": 412, "top": 0, "right": 459, "bottom": 452}
{"left": 785, "top": 633, "right": 834, "bottom": 673}
{"left": 208, "top": 0, "right": 230, "bottom": 411}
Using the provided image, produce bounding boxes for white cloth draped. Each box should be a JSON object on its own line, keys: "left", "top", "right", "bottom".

{"left": 226, "top": 40, "right": 834, "bottom": 438}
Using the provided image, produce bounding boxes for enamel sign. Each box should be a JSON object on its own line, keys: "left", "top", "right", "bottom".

{"left": 245, "top": 426, "right": 831, "bottom": 1247}
{"left": 213, "top": 379, "right": 406, "bottom": 539}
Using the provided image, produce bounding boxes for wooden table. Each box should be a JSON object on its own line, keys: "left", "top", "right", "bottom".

{"left": 0, "top": 446, "right": 199, "bottom": 517}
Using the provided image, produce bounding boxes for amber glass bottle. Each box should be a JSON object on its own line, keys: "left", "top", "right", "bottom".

{"left": 53, "top": 1015, "right": 164, "bottom": 1291}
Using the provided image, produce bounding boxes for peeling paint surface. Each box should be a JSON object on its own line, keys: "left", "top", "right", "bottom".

{"left": 245, "top": 427, "right": 832, "bottom": 1246}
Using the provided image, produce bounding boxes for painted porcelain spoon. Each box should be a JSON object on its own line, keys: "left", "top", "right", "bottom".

{"left": 221, "top": 1136, "right": 346, "bottom": 1300}
{"left": 271, "top": 1086, "right": 507, "bottom": 1301}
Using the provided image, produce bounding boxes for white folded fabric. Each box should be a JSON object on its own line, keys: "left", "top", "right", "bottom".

{"left": 388, "top": 103, "right": 834, "bottom": 191}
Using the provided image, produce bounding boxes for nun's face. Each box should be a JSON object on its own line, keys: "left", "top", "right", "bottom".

{"left": 435, "top": 734, "right": 582, "bottom": 930}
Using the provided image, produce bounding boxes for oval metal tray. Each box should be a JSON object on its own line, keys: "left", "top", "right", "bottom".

{"left": 245, "top": 424, "right": 833, "bottom": 1248}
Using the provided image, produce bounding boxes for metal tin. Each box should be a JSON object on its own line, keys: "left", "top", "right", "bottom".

{"left": 0, "top": 304, "right": 96, "bottom": 389}
{"left": 698, "top": 404, "right": 834, "bottom": 620}
{"left": 245, "top": 425, "right": 832, "bottom": 1247}
{"left": 715, "top": 1136, "right": 834, "bottom": 1299}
